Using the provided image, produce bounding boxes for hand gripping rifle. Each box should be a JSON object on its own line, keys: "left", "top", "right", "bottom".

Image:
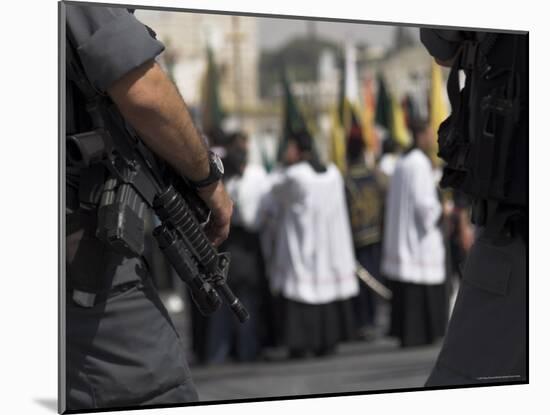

{"left": 153, "top": 184, "right": 249, "bottom": 322}
{"left": 66, "top": 43, "right": 249, "bottom": 323}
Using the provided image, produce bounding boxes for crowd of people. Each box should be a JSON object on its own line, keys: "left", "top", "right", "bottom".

{"left": 159, "top": 116, "right": 476, "bottom": 366}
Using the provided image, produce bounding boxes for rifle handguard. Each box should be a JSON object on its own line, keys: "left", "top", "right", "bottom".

{"left": 154, "top": 185, "right": 249, "bottom": 323}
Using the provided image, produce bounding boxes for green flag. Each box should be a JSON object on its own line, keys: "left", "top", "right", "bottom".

{"left": 375, "top": 74, "right": 392, "bottom": 131}
{"left": 329, "top": 62, "right": 347, "bottom": 172}
{"left": 277, "top": 69, "right": 312, "bottom": 162}
{"left": 201, "top": 48, "right": 225, "bottom": 143}
{"left": 260, "top": 139, "right": 275, "bottom": 173}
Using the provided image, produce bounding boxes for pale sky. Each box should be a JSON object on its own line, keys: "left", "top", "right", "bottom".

{"left": 136, "top": 7, "right": 420, "bottom": 52}
{"left": 257, "top": 17, "right": 420, "bottom": 51}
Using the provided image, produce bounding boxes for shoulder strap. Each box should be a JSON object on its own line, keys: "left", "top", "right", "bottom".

{"left": 66, "top": 34, "right": 111, "bottom": 132}
{"left": 478, "top": 32, "right": 499, "bottom": 61}
{"left": 66, "top": 35, "right": 103, "bottom": 103}
{"left": 506, "top": 35, "right": 520, "bottom": 100}
{"left": 447, "top": 32, "right": 503, "bottom": 126}
{"left": 459, "top": 32, "right": 499, "bottom": 74}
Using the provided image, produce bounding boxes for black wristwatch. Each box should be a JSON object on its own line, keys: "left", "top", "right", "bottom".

{"left": 188, "top": 150, "right": 225, "bottom": 189}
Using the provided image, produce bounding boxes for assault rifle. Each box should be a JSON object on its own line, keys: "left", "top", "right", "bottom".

{"left": 66, "top": 96, "right": 249, "bottom": 323}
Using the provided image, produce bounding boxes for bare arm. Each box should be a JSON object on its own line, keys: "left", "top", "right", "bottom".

{"left": 107, "top": 59, "right": 232, "bottom": 246}
{"left": 108, "top": 59, "right": 209, "bottom": 181}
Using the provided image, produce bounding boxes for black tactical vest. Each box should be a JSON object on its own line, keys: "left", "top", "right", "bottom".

{"left": 437, "top": 33, "right": 527, "bottom": 211}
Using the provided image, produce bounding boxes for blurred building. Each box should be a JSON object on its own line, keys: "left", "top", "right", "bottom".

{"left": 136, "top": 10, "right": 259, "bottom": 118}
{"left": 134, "top": 10, "right": 446, "bottom": 166}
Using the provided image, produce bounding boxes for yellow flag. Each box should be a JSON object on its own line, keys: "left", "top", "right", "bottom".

{"left": 363, "top": 77, "right": 379, "bottom": 157}
{"left": 391, "top": 96, "right": 411, "bottom": 148}
{"left": 429, "top": 60, "right": 449, "bottom": 154}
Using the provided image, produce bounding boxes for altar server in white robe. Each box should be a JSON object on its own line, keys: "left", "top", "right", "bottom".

{"left": 258, "top": 130, "right": 359, "bottom": 358}
{"left": 381, "top": 120, "right": 449, "bottom": 348}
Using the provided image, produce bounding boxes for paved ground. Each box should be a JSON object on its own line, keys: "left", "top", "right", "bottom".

{"left": 160, "top": 291, "right": 444, "bottom": 403}
{"left": 189, "top": 338, "right": 442, "bottom": 402}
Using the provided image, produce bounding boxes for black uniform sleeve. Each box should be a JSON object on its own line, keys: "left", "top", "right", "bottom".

{"left": 66, "top": 4, "right": 165, "bottom": 91}
{"left": 420, "top": 29, "right": 465, "bottom": 61}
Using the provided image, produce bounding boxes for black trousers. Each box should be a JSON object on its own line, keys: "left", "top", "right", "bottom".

{"left": 204, "top": 287, "right": 260, "bottom": 364}
{"left": 425, "top": 231, "right": 527, "bottom": 386}
{"left": 388, "top": 280, "right": 448, "bottom": 348}
{"left": 354, "top": 243, "right": 382, "bottom": 329}
{"left": 66, "top": 276, "right": 198, "bottom": 410}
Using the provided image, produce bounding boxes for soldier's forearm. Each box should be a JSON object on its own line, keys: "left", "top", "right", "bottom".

{"left": 107, "top": 60, "right": 210, "bottom": 182}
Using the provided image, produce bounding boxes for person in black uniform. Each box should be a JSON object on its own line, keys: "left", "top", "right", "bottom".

{"left": 64, "top": 3, "right": 233, "bottom": 410}
{"left": 344, "top": 130, "right": 385, "bottom": 341}
{"left": 204, "top": 132, "right": 265, "bottom": 364}
{"left": 420, "top": 29, "right": 527, "bottom": 386}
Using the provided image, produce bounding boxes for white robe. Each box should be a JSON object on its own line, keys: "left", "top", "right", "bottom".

{"left": 258, "top": 162, "right": 358, "bottom": 305}
{"left": 225, "top": 164, "right": 269, "bottom": 231}
{"left": 381, "top": 149, "right": 446, "bottom": 285}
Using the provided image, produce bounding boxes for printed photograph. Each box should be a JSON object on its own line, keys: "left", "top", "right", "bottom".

{"left": 60, "top": 1, "right": 528, "bottom": 412}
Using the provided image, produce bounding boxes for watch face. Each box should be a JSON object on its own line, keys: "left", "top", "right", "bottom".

{"left": 212, "top": 153, "right": 224, "bottom": 175}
